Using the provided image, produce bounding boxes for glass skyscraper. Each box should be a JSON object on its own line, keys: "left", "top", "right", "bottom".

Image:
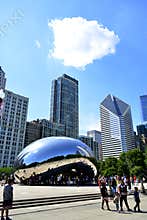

{"left": 140, "top": 95, "right": 147, "bottom": 122}
{"left": 50, "top": 74, "right": 79, "bottom": 138}
{"left": 100, "top": 94, "right": 135, "bottom": 159}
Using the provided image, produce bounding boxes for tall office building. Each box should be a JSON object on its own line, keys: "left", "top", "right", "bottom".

{"left": 24, "top": 119, "right": 66, "bottom": 147}
{"left": 87, "top": 130, "right": 102, "bottom": 160}
{"left": 50, "top": 74, "right": 79, "bottom": 138}
{"left": 87, "top": 130, "right": 101, "bottom": 143}
{"left": 140, "top": 95, "right": 147, "bottom": 122}
{"left": 79, "top": 135, "right": 99, "bottom": 161}
{"left": 0, "top": 67, "right": 6, "bottom": 89}
{"left": 137, "top": 123, "right": 147, "bottom": 150}
{"left": 24, "top": 120, "right": 42, "bottom": 147}
{"left": 41, "top": 119, "right": 65, "bottom": 138}
{"left": 0, "top": 67, "right": 28, "bottom": 167}
{"left": 100, "top": 94, "right": 135, "bottom": 159}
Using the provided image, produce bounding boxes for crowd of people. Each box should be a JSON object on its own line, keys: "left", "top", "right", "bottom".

{"left": 0, "top": 174, "right": 145, "bottom": 220}
{"left": 98, "top": 175, "right": 143, "bottom": 212}
{"left": 18, "top": 171, "right": 95, "bottom": 186}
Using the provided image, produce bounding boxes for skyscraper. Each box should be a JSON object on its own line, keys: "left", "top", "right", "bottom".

{"left": 0, "top": 67, "right": 6, "bottom": 89}
{"left": 0, "top": 67, "right": 28, "bottom": 167}
{"left": 137, "top": 123, "right": 147, "bottom": 150}
{"left": 140, "top": 95, "right": 147, "bottom": 122}
{"left": 87, "top": 130, "right": 101, "bottom": 143}
{"left": 100, "top": 94, "right": 135, "bottom": 159}
{"left": 50, "top": 74, "right": 79, "bottom": 138}
{"left": 79, "top": 135, "right": 99, "bottom": 160}
{"left": 24, "top": 119, "right": 66, "bottom": 147}
{"left": 87, "top": 130, "right": 102, "bottom": 160}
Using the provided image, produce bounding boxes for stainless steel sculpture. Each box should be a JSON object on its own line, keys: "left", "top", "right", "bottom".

{"left": 14, "top": 137, "right": 97, "bottom": 185}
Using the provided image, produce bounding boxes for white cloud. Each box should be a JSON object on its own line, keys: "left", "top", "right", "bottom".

{"left": 48, "top": 17, "right": 120, "bottom": 69}
{"left": 35, "top": 40, "right": 41, "bottom": 49}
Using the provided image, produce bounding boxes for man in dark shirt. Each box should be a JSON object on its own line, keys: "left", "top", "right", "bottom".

{"left": 118, "top": 179, "right": 131, "bottom": 211}
{"left": 100, "top": 182, "right": 111, "bottom": 210}
{"left": 1, "top": 179, "right": 13, "bottom": 220}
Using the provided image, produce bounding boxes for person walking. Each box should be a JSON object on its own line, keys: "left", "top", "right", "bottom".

{"left": 113, "top": 192, "right": 120, "bottom": 212}
{"left": 118, "top": 179, "right": 131, "bottom": 211}
{"left": 111, "top": 177, "right": 117, "bottom": 194}
{"left": 100, "top": 182, "right": 111, "bottom": 210}
{"left": 1, "top": 179, "right": 13, "bottom": 220}
{"left": 134, "top": 187, "right": 141, "bottom": 212}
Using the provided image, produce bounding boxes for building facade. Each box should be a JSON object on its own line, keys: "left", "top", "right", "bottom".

{"left": 100, "top": 94, "right": 135, "bottom": 159}
{"left": 79, "top": 135, "right": 99, "bottom": 161}
{"left": 24, "top": 119, "right": 66, "bottom": 147}
{"left": 0, "top": 67, "right": 6, "bottom": 90}
{"left": 24, "top": 120, "right": 42, "bottom": 147}
{"left": 41, "top": 119, "right": 65, "bottom": 138}
{"left": 50, "top": 74, "right": 79, "bottom": 138}
{"left": 137, "top": 123, "right": 147, "bottom": 150}
{"left": 87, "top": 130, "right": 102, "bottom": 160}
{"left": 140, "top": 95, "right": 147, "bottom": 123}
{"left": 87, "top": 130, "right": 101, "bottom": 143}
{"left": 0, "top": 67, "right": 28, "bottom": 167}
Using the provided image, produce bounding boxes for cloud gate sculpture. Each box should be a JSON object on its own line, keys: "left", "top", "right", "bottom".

{"left": 14, "top": 137, "right": 97, "bottom": 185}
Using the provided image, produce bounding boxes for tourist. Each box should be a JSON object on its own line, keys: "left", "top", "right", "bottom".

{"left": 100, "top": 182, "right": 111, "bottom": 210}
{"left": 113, "top": 192, "right": 120, "bottom": 212}
{"left": 134, "top": 187, "right": 142, "bottom": 212}
{"left": 1, "top": 179, "right": 13, "bottom": 220}
{"left": 118, "top": 179, "right": 131, "bottom": 211}
{"left": 111, "top": 177, "right": 117, "bottom": 194}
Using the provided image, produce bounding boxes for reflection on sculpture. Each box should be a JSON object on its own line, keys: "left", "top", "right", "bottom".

{"left": 14, "top": 137, "right": 97, "bottom": 185}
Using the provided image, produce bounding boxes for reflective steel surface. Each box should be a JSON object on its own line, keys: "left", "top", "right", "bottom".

{"left": 15, "top": 136, "right": 94, "bottom": 167}
{"left": 14, "top": 137, "right": 97, "bottom": 184}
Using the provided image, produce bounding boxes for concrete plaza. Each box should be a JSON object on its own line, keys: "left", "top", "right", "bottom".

{"left": 0, "top": 184, "right": 147, "bottom": 220}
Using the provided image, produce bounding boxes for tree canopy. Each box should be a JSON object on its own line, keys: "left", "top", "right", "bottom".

{"left": 96, "top": 148, "right": 147, "bottom": 178}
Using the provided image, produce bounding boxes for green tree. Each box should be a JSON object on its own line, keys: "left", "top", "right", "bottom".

{"left": 117, "top": 152, "right": 130, "bottom": 176}
{"left": 0, "top": 167, "right": 16, "bottom": 178}
{"left": 143, "top": 148, "right": 147, "bottom": 178}
{"left": 130, "top": 166, "right": 144, "bottom": 178}
{"left": 144, "top": 147, "right": 147, "bottom": 166}
{"left": 100, "top": 157, "right": 118, "bottom": 176}
{"left": 126, "top": 148, "right": 145, "bottom": 171}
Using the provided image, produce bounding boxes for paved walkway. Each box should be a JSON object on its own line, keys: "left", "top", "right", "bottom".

{"left": 0, "top": 182, "right": 145, "bottom": 200}
{"left": 0, "top": 184, "right": 146, "bottom": 220}
{"left": 10, "top": 192, "right": 147, "bottom": 220}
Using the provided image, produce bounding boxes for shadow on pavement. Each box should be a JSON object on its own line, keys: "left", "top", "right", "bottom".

{"left": 110, "top": 209, "right": 147, "bottom": 214}
{"left": 11, "top": 202, "right": 96, "bottom": 216}
{"left": 11, "top": 204, "right": 147, "bottom": 217}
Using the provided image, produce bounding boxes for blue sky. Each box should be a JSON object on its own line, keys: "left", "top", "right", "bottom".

{"left": 0, "top": 0, "right": 147, "bottom": 134}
